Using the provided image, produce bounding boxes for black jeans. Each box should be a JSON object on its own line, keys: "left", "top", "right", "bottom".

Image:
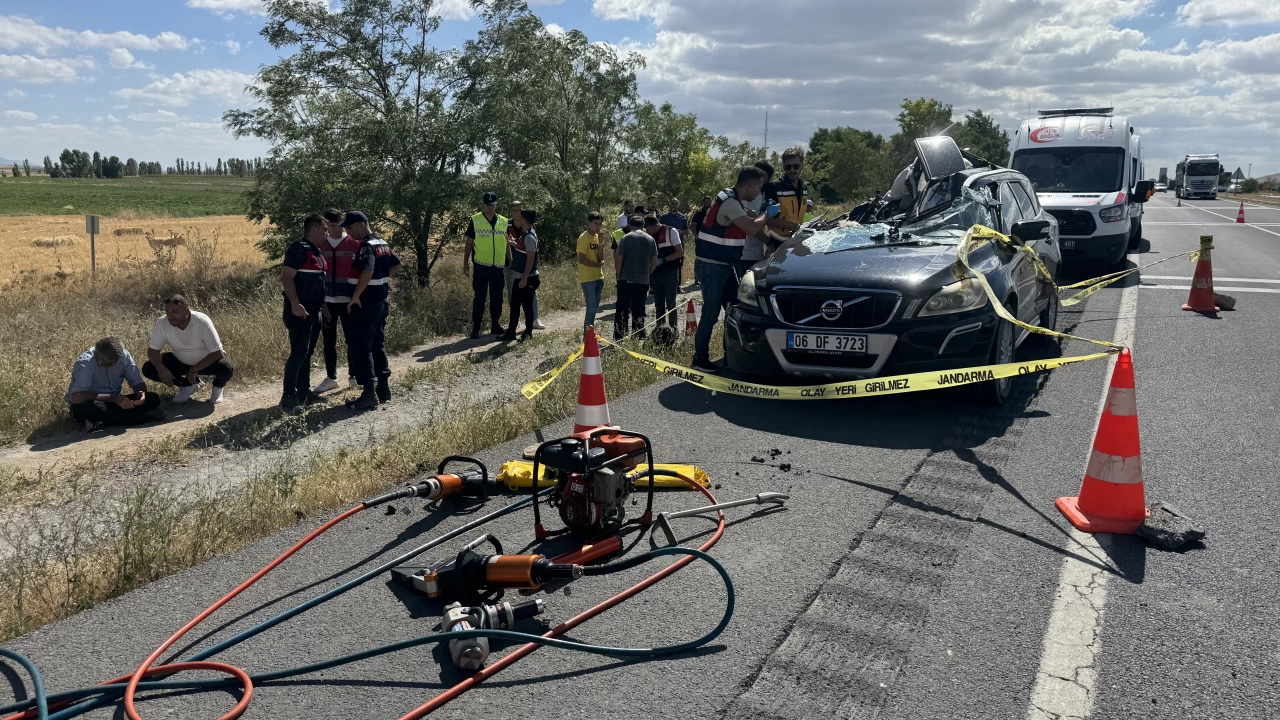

{"left": 347, "top": 300, "right": 389, "bottom": 388}
{"left": 650, "top": 270, "right": 681, "bottom": 328}
{"left": 69, "top": 391, "right": 163, "bottom": 427}
{"left": 615, "top": 279, "right": 649, "bottom": 339}
{"left": 507, "top": 274, "right": 541, "bottom": 335}
{"left": 143, "top": 353, "right": 235, "bottom": 387}
{"left": 471, "top": 264, "right": 505, "bottom": 333}
{"left": 321, "top": 301, "right": 351, "bottom": 379}
{"left": 283, "top": 300, "right": 323, "bottom": 398}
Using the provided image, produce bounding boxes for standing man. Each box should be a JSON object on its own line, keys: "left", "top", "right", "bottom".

{"left": 504, "top": 200, "right": 545, "bottom": 331}
{"left": 660, "top": 198, "right": 688, "bottom": 241}
{"left": 502, "top": 209, "right": 541, "bottom": 342}
{"left": 614, "top": 214, "right": 658, "bottom": 340}
{"left": 143, "top": 295, "right": 234, "bottom": 403}
{"left": 688, "top": 196, "right": 712, "bottom": 288}
{"left": 616, "top": 199, "right": 636, "bottom": 231}
{"left": 66, "top": 337, "right": 163, "bottom": 431}
{"left": 766, "top": 147, "right": 808, "bottom": 249}
{"left": 645, "top": 194, "right": 661, "bottom": 217}
{"left": 577, "top": 212, "right": 608, "bottom": 333}
{"left": 738, "top": 161, "right": 778, "bottom": 279}
{"left": 463, "top": 191, "right": 507, "bottom": 340}
{"left": 646, "top": 215, "right": 684, "bottom": 328}
{"left": 280, "top": 214, "right": 328, "bottom": 411}
{"left": 316, "top": 208, "right": 360, "bottom": 393}
{"left": 343, "top": 211, "right": 401, "bottom": 410}
{"left": 692, "top": 167, "right": 776, "bottom": 372}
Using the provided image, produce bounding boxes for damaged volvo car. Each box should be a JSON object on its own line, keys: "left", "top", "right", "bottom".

{"left": 723, "top": 136, "right": 1063, "bottom": 404}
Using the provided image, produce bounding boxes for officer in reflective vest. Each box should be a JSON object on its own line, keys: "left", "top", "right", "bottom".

{"left": 343, "top": 211, "right": 401, "bottom": 411}
{"left": 765, "top": 146, "right": 809, "bottom": 248}
{"left": 280, "top": 214, "right": 328, "bottom": 411}
{"left": 317, "top": 208, "right": 361, "bottom": 393}
{"left": 692, "top": 166, "right": 776, "bottom": 373}
{"left": 463, "top": 191, "right": 509, "bottom": 339}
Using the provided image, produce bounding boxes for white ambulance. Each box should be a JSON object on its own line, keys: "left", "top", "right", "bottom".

{"left": 1009, "top": 108, "right": 1153, "bottom": 266}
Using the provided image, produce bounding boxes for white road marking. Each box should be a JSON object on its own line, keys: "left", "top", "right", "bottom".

{"left": 1140, "top": 284, "right": 1280, "bottom": 294}
{"left": 1143, "top": 275, "right": 1280, "bottom": 284}
{"left": 1025, "top": 250, "right": 1139, "bottom": 720}
{"left": 1180, "top": 204, "right": 1280, "bottom": 238}
{"left": 1144, "top": 222, "right": 1280, "bottom": 227}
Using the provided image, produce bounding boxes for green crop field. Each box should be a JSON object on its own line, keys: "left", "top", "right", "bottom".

{"left": 0, "top": 175, "right": 252, "bottom": 217}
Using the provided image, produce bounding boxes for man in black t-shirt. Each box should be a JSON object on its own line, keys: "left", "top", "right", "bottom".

{"left": 280, "top": 214, "right": 329, "bottom": 411}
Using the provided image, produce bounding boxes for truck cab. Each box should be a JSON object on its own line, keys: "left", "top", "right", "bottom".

{"left": 1009, "top": 108, "right": 1149, "bottom": 267}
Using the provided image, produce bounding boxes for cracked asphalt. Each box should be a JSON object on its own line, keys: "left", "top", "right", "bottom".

{"left": 3, "top": 195, "right": 1278, "bottom": 719}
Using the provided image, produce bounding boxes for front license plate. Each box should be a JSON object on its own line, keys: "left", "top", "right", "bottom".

{"left": 1062, "top": 239, "right": 1077, "bottom": 249}
{"left": 786, "top": 332, "right": 867, "bottom": 354}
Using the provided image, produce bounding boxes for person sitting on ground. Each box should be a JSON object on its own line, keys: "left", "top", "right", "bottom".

{"left": 614, "top": 214, "right": 659, "bottom": 340}
{"left": 502, "top": 209, "right": 541, "bottom": 343}
{"left": 578, "top": 212, "right": 608, "bottom": 333}
{"left": 66, "top": 337, "right": 164, "bottom": 431}
{"left": 142, "top": 294, "right": 234, "bottom": 404}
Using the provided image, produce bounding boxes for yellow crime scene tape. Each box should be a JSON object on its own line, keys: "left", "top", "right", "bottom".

{"left": 519, "top": 224, "right": 1209, "bottom": 401}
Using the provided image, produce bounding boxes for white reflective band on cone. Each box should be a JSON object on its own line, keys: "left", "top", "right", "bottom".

{"left": 1085, "top": 450, "right": 1143, "bottom": 485}
{"left": 1107, "top": 387, "right": 1137, "bottom": 417}
{"left": 575, "top": 403, "right": 610, "bottom": 425}
{"left": 582, "top": 356, "right": 602, "bottom": 375}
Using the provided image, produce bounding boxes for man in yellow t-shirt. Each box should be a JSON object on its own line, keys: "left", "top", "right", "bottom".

{"left": 577, "top": 212, "right": 608, "bottom": 333}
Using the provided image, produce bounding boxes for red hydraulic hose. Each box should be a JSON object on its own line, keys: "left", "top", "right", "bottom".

{"left": 398, "top": 480, "right": 724, "bottom": 719}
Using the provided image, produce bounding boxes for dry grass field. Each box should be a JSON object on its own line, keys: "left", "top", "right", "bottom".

{"left": 2, "top": 214, "right": 266, "bottom": 281}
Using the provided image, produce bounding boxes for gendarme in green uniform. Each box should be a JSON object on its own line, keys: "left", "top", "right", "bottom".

{"left": 471, "top": 212, "right": 510, "bottom": 267}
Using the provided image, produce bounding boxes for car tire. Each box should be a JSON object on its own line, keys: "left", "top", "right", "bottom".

{"left": 1127, "top": 220, "right": 1142, "bottom": 250}
{"left": 1035, "top": 290, "right": 1059, "bottom": 341}
{"left": 973, "top": 301, "right": 1016, "bottom": 406}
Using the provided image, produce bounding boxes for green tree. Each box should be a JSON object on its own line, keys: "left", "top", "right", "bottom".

{"left": 625, "top": 102, "right": 726, "bottom": 208}
{"left": 9, "top": 164, "right": 17, "bottom": 178}
{"left": 227, "top": 0, "right": 529, "bottom": 284}
{"left": 950, "top": 109, "right": 1010, "bottom": 165}
{"left": 891, "top": 97, "right": 953, "bottom": 166}
{"left": 1242, "top": 177, "right": 1259, "bottom": 193}
{"left": 808, "top": 126, "right": 892, "bottom": 203}
{"left": 21, "top": 159, "right": 30, "bottom": 176}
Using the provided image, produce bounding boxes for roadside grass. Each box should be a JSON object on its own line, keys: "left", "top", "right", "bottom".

{"left": 0, "top": 330, "right": 704, "bottom": 642}
{"left": 0, "top": 175, "right": 252, "bottom": 217}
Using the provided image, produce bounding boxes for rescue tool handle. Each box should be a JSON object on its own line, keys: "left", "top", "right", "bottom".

{"left": 650, "top": 492, "right": 790, "bottom": 548}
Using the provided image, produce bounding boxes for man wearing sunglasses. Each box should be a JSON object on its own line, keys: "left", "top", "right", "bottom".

{"left": 765, "top": 146, "right": 808, "bottom": 249}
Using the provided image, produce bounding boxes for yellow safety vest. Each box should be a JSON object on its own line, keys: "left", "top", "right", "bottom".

{"left": 471, "top": 212, "right": 509, "bottom": 266}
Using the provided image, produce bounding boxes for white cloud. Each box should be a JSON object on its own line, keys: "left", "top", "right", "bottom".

{"left": 593, "top": 0, "right": 670, "bottom": 21}
{"left": 1177, "top": 0, "right": 1280, "bottom": 27}
{"left": 186, "top": 0, "right": 268, "bottom": 15}
{"left": 0, "top": 54, "right": 93, "bottom": 83}
{"left": 3, "top": 109, "right": 36, "bottom": 121}
{"left": 128, "top": 109, "right": 186, "bottom": 122}
{"left": 0, "top": 16, "right": 191, "bottom": 54}
{"left": 113, "top": 68, "right": 255, "bottom": 107}
{"left": 431, "top": 0, "right": 478, "bottom": 21}
{"left": 4, "top": 88, "right": 26, "bottom": 97}
{"left": 223, "top": 39, "right": 241, "bottom": 55}
{"left": 545, "top": 23, "right": 567, "bottom": 37}
{"left": 107, "top": 47, "right": 152, "bottom": 70}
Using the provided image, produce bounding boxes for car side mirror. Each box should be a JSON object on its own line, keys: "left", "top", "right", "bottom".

{"left": 1011, "top": 218, "right": 1051, "bottom": 242}
{"left": 1133, "top": 180, "right": 1155, "bottom": 202}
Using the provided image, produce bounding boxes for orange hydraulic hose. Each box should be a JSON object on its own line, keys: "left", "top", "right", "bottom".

{"left": 398, "top": 479, "right": 724, "bottom": 719}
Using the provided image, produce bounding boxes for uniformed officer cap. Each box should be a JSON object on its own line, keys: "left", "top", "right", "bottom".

{"left": 341, "top": 211, "right": 369, "bottom": 227}
{"left": 482, "top": 191, "right": 498, "bottom": 206}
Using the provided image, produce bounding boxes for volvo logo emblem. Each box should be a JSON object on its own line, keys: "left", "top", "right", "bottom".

{"left": 820, "top": 300, "right": 844, "bottom": 321}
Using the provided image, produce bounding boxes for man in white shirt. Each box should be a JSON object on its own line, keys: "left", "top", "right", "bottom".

{"left": 142, "top": 294, "right": 234, "bottom": 404}
{"left": 616, "top": 199, "right": 636, "bottom": 231}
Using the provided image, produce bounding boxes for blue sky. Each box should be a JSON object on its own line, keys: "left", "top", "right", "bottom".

{"left": 2, "top": 0, "right": 1278, "bottom": 177}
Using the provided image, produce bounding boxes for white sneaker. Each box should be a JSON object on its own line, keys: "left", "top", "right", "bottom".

{"left": 173, "top": 382, "right": 200, "bottom": 403}
{"left": 348, "top": 376, "right": 359, "bottom": 389}
{"left": 314, "top": 377, "right": 340, "bottom": 393}
{"left": 533, "top": 319, "right": 547, "bottom": 330}
{"left": 209, "top": 386, "right": 224, "bottom": 404}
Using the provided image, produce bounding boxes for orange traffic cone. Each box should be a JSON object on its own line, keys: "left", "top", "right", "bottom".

{"left": 1236, "top": 202, "right": 1245, "bottom": 223}
{"left": 1182, "top": 234, "right": 1220, "bottom": 313}
{"left": 685, "top": 299, "right": 698, "bottom": 337}
{"left": 1056, "top": 348, "right": 1149, "bottom": 534}
{"left": 572, "top": 326, "right": 611, "bottom": 434}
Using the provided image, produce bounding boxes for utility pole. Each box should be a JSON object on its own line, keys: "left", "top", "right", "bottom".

{"left": 1248, "top": 163, "right": 1252, "bottom": 179}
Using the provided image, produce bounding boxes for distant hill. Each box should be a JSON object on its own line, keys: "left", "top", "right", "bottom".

{"left": 1256, "top": 172, "right": 1280, "bottom": 185}
{"left": 0, "top": 157, "right": 16, "bottom": 167}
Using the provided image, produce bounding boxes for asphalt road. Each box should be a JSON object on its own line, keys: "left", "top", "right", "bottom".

{"left": 4, "top": 193, "right": 1278, "bottom": 719}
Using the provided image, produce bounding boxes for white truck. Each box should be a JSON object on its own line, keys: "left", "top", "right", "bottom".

{"left": 1009, "top": 108, "right": 1152, "bottom": 266}
{"left": 1176, "top": 154, "right": 1221, "bottom": 200}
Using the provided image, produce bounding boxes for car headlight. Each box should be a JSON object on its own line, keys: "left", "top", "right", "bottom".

{"left": 918, "top": 278, "right": 989, "bottom": 317}
{"left": 1099, "top": 203, "right": 1127, "bottom": 223}
{"left": 737, "top": 269, "right": 761, "bottom": 310}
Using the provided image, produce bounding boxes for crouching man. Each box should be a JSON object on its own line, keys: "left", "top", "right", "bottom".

{"left": 66, "top": 337, "right": 164, "bottom": 431}
{"left": 142, "top": 294, "right": 234, "bottom": 404}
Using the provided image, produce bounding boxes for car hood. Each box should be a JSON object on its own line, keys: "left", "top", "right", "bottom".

{"left": 757, "top": 234, "right": 997, "bottom": 292}
{"left": 1037, "top": 191, "right": 1126, "bottom": 208}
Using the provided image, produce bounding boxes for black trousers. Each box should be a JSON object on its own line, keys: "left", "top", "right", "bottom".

{"left": 321, "top": 301, "right": 351, "bottom": 379}
{"left": 70, "top": 391, "right": 163, "bottom": 427}
{"left": 471, "top": 264, "right": 505, "bottom": 332}
{"left": 347, "top": 300, "right": 389, "bottom": 388}
{"left": 283, "top": 300, "right": 323, "bottom": 398}
{"left": 507, "top": 274, "right": 541, "bottom": 335}
{"left": 143, "top": 353, "right": 235, "bottom": 387}
{"left": 614, "top": 280, "right": 649, "bottom": 339}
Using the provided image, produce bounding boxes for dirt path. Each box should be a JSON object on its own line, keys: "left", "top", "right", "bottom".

{"left": 0, "top": 288, "right": 698, "bottom": 480}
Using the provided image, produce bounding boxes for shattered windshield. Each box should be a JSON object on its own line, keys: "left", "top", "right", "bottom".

{"left": 800, "top": 187, "right": 993, "bottom": 252}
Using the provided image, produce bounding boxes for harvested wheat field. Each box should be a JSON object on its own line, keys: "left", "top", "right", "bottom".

{"left": 1, "top": 214, "right": 266, "bottom": 281}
